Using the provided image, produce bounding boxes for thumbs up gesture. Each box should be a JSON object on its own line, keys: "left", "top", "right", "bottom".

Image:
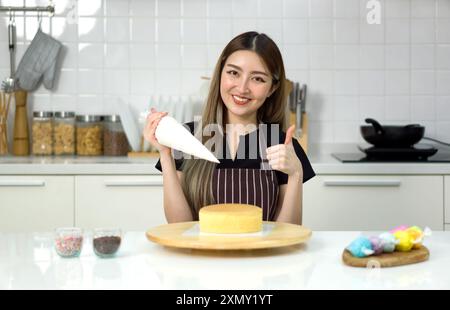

{"left": 266, "top": 125, "right": 303, "bottom": 177}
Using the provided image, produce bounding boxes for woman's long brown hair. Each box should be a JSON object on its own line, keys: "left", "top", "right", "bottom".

{"left": 181, "top": 31, "right": 288, "bottom": 219}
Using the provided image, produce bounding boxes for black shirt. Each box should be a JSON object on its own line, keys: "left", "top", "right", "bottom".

{"left": 155, "top": 121, "right": 315, "bottom": 184}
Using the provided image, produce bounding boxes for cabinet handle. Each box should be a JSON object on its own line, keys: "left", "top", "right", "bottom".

{"left": 0, "top": 180, "right": 46, "bottom": 187}
{"left": 104, "top": 180, "right": 163, "bottom": 187}
{"left": 323, "top": 180, "right": 401, "bottom": 187}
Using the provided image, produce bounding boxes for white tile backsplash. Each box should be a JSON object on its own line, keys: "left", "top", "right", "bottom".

{"left": 1, "top": 0, "right": 449, "bottom": 143}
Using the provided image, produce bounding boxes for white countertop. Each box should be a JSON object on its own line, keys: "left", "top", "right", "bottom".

{"left": 1, "top": 143, "right": 450, "bottom": 175}
{"left": 1, "top": 231, "right": 449, "bottom": 290}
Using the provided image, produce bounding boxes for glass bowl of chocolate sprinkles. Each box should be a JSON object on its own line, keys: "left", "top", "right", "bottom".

{"left": 93, "top": 228, "right": 122, "bottom": 258}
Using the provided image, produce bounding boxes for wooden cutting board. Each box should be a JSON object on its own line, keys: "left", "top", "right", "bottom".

{"left": 342, "top": 246, "right": 430, "bottom": 268}
{"left": 146, "top": 221, "right": 312, "bottom": 250}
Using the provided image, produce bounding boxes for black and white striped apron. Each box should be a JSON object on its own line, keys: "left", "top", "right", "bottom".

{"left": 210, "top": 127, "right": 280, "bottom": 221}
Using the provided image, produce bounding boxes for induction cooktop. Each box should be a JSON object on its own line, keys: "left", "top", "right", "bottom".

{"left": 332, "top": 144, "right": 450, "bottom": 163}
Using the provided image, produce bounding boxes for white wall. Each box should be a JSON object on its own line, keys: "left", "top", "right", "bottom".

{"left": 0, "top": 0, "right": 450, "bottom": 144}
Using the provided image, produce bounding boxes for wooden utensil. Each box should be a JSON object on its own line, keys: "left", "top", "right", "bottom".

{"left": 342, "top": 246, "right": 429, "bottom": 268}
{"left": 0, "top": 92, "right": 12, "bottom": 155}
{"left": 146, "top": 221, "right": 312, "bottom": 250}
{"left": 13, "top": 89, "right": 29, "bottom": 155}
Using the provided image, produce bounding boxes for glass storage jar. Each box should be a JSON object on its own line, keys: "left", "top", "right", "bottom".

{"left": 103, "top": 115, "right": 131, "bottom": 156}
{"left": 53, "top": 111, "right": 75, "bottom": 155}
{"left": 76, "top": 115, "right": 103, "bottom": 156}
{"left": 93, "top": 228, "right": 122, "bottom": 258}
{"left": 54, "top": 227, "right": 84, "bottom": 258}
{"left": 32, "top": 111, "right": 53, "bottom": 155}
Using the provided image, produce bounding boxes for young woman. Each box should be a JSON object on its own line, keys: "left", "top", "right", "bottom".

{"left": 144, "top": 31, "right": 315, "bottom": 225}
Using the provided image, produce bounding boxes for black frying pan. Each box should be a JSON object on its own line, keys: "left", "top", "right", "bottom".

{"left": 360, "top": 118, "right": 425, "bottom": 148}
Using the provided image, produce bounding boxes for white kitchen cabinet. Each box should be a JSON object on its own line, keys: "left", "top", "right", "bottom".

{"left": 75, "top": 175, "right": 166, "bottom": 230}
{"left": 445, "top": 176, "right": 450, "bottom": 224}
{"left": 0, "top": 176, "right": 74, "bottom": 232}
{"left": 303, "top": 175, "right": 444, "bottom": 231}
{"left": 445, "top": 225, "right": 450, "bottom": 231}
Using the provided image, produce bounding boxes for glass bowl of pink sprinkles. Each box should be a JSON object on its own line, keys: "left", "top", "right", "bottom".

{"left": 54, "top": 227, "right": 84, "bottom": 258}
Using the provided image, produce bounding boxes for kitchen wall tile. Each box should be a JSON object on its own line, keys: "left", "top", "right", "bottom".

{"left": 106, "top": 0, "right": 130, "bottom": 17}
{"left": 411, "top": 70, "right": 435, "bottom": 95}
{"left": 309, "top": 120, "right": 334, "bottom": 142}
{"left": 333, "top": 0, "right": 359, "bottom": 18}
{"left": 385, "top": 0, "right": 410, "bottom": 18}
{"left": 283, "top": 0, "right": 309, "bottom": 18}
{"left": 0, "top": 45, "right": 10, "bottom": 68}
{"left": 436, "top": 45, "right": 450, "bottom": 70}
{"left": 284, "top": 45, "right": 309, "bottom": 70}
{"left": 105, "top": 17, "right": 130, "bottom": 42}
{"left": 436, "top": 96, "right": 450, "bottom": 121}
{"left": 436, "top": 19, "right": 450, "bottom": 43}
{"left": 334, "top": 19, "right": 359, "bottom": 44}
{"left": 258, "top": 0, "right": 282, "bottom": 18}
{"left": 181, "top": 69, "right": 208, "bottom": 95}
{"left": 30, "top": 94, "right": 51, "bottom": 111}
{"left": 155, "top": 69, "right": 181, "bottom": 94}
{"left": 51, "top": 94, "right": 77, "bottom": 111}
{"left": 335, "top": 45, "right": 359, "bottom": 69}
{"left": 232, "top": 19, "right": 258, "bottom": 38}
{"left": 104, "top": 69, "right": 129, "bottom": 95}
{"left": 25, "top": 17, "right": 50, "bottom": 41}
{"left": 308, "top": 94, "right": 334, "bottom": 121}
{"left": 130, "top": 43, "right": 155, "bottom": 69}
{"left": 359, "top": 70, "right": 385, "bottom": 95}
{"left": 436, "top": 121, "right": 450, "bottom": 142}
{"left": 130, "top": 70, "right": 154, "bottom": 95}
{"left": 157, "top": 19, "right": 181, "bottom": 43}
{"left": 333, "top": 96, "right": 359, "bottom": 120}
{"left": 131, "top": 18, "right": 155, "bottom": 43}
{"left": 385, "top": 71, "right": 410, "bottom": 95}
{"left": 208, "top": 0, "right": 232, "bottom": 18}
{"left": 310, "top": 71, "right": 334, "bottom": 96}
{"left": 59, "top": 43, "right": 77, "bottom": 69}
{"left": 182, "top": 45, "right": 208, "bottom": 69}
{"left": 157, "top": 0, "right": 181, "bottom": 18}
{"left": 385, "top": 19, "right": 410, "bottom": 44}
{"left": 77, "top": 95, "right": 104, "bottom": 114}
{"left": 411, "top": 45, "right": 435, "bottom": 69}
{"left": 207, "top": 44, "right": 223, "bottom": 69}
{"left": 385, "top": 45, "right": 409, "bottom": 69}
{"left": 78, "top": 69, "right": 103, "bottom": 94}
{"left": 359, "top": 45, "right": 384, "bottom": 69}
{"left": 183, "top": 0, "right": 207, "bottom": 18}
{"left": 309, "top": 19, "right": 334, "bottom": 44}
{"left": 437, "top": 0, "right": 450, "bottom": 18}
{"left": 78, "top": 0, "right": 104, "bottom": 17}
{"left": 232, "top": 0, "right": 258, "bottom": 18}
{"left": 54, "top": 69, "right": 77, "bottom": 94}
{"left": 105, "top": 44, "right": 129, "bottom": 69}
{"left": 436, "top": 71, "right": 450, "bottom": 95}
{"left": 411, "top": 0, "right": 436, "bottom": 18}
{"left": 385, "top": 96, "right": 410, "bottom": 121}
{"left": 333, "top": 121, "right": 360, "bottom": 142}
{"left": 207, "top": 19, "right": 232, "bottom": 44}
{"left": 308, "top": 45, "right": 333, "bottom": 69}
{"left": 256, "top": 19, "right": 283, "bottom": 46}
{"left": 360, "top": 0, "right": 385, "bottom": 20}
{"left": 359, "top": 22, "right": 384, "bottom": 44}
{"left": 183, "top": 19, "right": 207, "bottom": 44}
{"left": 156, "top": 44, "right": 181, "bottom": 69}
{"left": 283, "top": 19, "right": 308, "bottom": 44}
{"left": 359, "top": 96, "right": 385, "bottom": 120}
{"left": 310, "top": 0, "right": 333, "bottom": 18}
{"left": 411, "top": 96, "right": 435, "bottom": 121}
{"left": 334, "top": 71, "right": 359, "bottom": 95}
{"left": 78, "top": 17, "right": 104, "bottom": 42}
{"left": 129, "top": 0, "right": 155, "bottom": 17}
{"left": 411, "top": 19, "right": 435, "bottom": 44}
{"left": 78, "top": 43, "right": 103, "bottom": 69}
{"left": 52, "top": 17, "right": 78, "bottom": 42}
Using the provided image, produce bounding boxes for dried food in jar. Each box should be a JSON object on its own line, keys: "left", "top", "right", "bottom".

{"left": 93, "top": 236, "right": 121, "bottom": 257}
{"left": 76, "top": 125, "right": 103, "bottom": 155}
{"left": 54, "top": 122, "right": 75, "bottom": 155}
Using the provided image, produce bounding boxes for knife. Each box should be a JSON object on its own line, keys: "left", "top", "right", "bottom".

{"left": 295, "top": 83, "right": 302, "bottom": 138}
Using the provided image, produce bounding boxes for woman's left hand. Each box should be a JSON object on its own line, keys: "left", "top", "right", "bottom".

{"left": 266, "top": 125, "right": 303, "bottom": 177}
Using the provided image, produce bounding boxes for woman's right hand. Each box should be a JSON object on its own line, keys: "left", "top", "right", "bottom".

{"left": 143, "top": 108, "right": 171, "bottom": 156}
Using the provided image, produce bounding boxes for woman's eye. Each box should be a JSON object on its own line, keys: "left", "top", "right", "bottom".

{"left": 227, "top": 70, "right": 238, "bottom": 76}
{"left": 253, "top": 77, "right": 266, "bottom": 83}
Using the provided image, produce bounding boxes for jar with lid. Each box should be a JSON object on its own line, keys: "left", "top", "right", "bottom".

{"left": 76, "top": 115, "right": 103, "bottom": 156}
{"left": 32, "top": 111, "right": 53, "bottom": 155}
{"left": 53, "top": 111, "right": 75, "bottom": 155}
{"left": 103, "top": 115, "right": 131, "bottom": 156}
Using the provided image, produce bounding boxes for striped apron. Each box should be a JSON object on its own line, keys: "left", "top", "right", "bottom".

{"left": 210, "top": 127, "right": 280, "bottom": 221}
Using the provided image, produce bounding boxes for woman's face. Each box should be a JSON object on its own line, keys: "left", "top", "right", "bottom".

{"left": 220, "top": 50, "right": 275, "bottom": 123}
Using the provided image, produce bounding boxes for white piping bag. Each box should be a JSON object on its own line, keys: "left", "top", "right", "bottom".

{"left": 155, "top": 116, "right": 220, "bottom": 163}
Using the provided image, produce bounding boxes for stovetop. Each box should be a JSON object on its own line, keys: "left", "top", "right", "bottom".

{"left": 332, "top": 144, "right": 450, "bottom": 163}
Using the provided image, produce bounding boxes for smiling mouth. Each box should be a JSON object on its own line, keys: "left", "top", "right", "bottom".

{"left": 232, "top": 95, "right": 251, "bottom": 105}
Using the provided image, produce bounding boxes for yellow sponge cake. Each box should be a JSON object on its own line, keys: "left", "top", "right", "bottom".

{"left": 199, "top": 203, "right": 263, "bottom": 234}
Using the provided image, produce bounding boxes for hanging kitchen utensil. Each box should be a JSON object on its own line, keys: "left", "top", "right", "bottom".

{"left": 12, "top": 90, "right": 29, "bottom": 155}
{"left": 360, "top": 118, "right": 425, "bottom": 148}
{"left": 1, "top": 11, "right": 17, "bottom": 92}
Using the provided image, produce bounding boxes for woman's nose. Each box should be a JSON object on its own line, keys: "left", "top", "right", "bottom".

{"left": 236, "top": 77, "right": 250, "bottom": 94}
